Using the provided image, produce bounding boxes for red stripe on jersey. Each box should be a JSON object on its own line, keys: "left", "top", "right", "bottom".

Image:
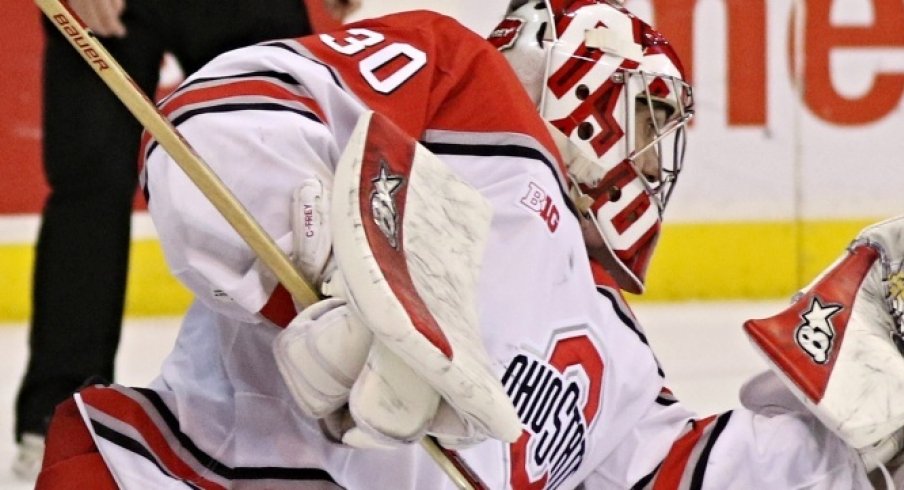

{"left": 158, "top": 80, "right": 326, "bottom": 123}
{"left": 139, "top": 79, "right": 327, "bottom": 170}
{"left": 652, "top": 415, "right": 716, "bottom": 490}
{"left": 259, "top": 283, "right": 299, "bottom": 328}
{"left": 589, "top": 258, "right": 621, "bottom": 289}
{"left": 138, "top": 127, "right": 155, "bottom": 173}
{"left": 656, "top": 386, "right": 678, "bottom": 404}
{"left": 79, "top": 387, "right": 227, "bottom": 490}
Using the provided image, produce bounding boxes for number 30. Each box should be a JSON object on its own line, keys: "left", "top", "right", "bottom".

{"left": 320, "top": 28, "right": 427, "bottom": 94}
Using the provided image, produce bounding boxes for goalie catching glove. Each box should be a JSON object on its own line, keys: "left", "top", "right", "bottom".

{"left": 744, "top": 215, "right": 904, "bottom": 468}
{"left": 274, "top": 288, "right": 507, "bottom": 449}
{"left": 274, "top": 111, "right": 521, "bottom": 448}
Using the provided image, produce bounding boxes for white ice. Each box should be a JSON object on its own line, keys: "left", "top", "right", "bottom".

{"left": 0, "top": 300, "right": 783, "bottom": 489}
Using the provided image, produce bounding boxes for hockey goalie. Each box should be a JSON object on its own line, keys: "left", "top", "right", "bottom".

{"left": 32, "top": 0, "right": 904, "bottom": 489}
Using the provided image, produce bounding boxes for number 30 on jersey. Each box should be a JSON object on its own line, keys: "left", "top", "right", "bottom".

{"left": 320, "top": 28, "right": 427, "bottom": 94}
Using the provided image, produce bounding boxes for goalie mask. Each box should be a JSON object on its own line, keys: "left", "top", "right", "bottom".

{"left": 490, "top": 0, "right": 694, "bottom": 293}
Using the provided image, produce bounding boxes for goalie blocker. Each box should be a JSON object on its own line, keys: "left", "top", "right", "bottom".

{"left": 275, "top": 110, "right": 522, "bottom": 449}
{"left": 744, "top": 216, "right": 904, "bottom": 466}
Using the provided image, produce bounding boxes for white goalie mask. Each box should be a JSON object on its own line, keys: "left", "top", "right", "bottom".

{"left": 490, "top": 0, "right": 694, "bottom": 293}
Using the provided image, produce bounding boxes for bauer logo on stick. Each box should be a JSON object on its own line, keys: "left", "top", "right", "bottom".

{"left": 370, "top": 160, "right": 405, "bottom": 249}
{"left": 795, "top": 297, "right": 842, "bottom": 364}
{"left": 52, "top": 14, "right": 109, "bottom": 70}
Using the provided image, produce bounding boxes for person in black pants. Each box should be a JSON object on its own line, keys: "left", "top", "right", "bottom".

{"left": 13, "top": 0, "right": 313, "bottom": 479}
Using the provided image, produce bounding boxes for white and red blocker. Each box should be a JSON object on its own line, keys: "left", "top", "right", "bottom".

{"left": 331, "top": 110, "right": 522, "bottom": 445}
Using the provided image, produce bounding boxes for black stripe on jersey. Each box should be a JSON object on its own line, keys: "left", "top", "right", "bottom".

{"left": 131, "top": 388, "right": 338, "bottom": 483}
{"left": 170, "top": 102, "right": 321, "bottom": 127}
{"left": 655, "top": 394, "right": 678, "bottom": 406}
{"left": 421, "top": 141, "right": 579, "bottom": 219}
{"left": 145, "top": 102, "right": 323, "bottom": 159}
{"left": 595, "top": 287, "right": 644, "bottom": 341}
{"left": 631, "top": 462, "right": 660, "bottom": 490}
{"left": 262, "top": 41, "right": 344, "bottom": 87}
{"left": 141, "top": 170, "right": 150, "bottom": 204}
{"left": 168, "top": 70, "right": 305, "bottom": 101}
{"left": 595, "top": 286, "right": 665, "bottom": 378}
{"left": 91, "top": 420, "right": 203, "bottom": 490}
{"left": 689, "top": 411, "right": 732, "bottom": 490}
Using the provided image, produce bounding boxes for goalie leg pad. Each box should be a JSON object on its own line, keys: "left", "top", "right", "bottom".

{"left": 744, "top": 216, "right": 904, "bottom": 453}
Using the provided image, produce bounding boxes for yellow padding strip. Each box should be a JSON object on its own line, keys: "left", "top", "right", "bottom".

{"left": 0, "top": 244, "right": 34, "bottom": 321}
{"left": 0, "top": 219, "right": 879, "bottom": 321}
{"left": 124, "top": 240, "right": 193, "bottom": 316}
{"left": 635, "top": 219, "right": 875, "bottom": 301}
{"left": 0, "top": 239, "right": 191, "bottom": 322}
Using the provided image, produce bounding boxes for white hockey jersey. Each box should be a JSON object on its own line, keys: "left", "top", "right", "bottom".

{"left": 71, "top": 11, "right": 870, "bottom": 490}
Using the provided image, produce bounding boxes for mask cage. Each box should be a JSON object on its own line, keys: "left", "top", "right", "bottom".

{"left": 622, "top": 70, "right": 694, "bottom": 212}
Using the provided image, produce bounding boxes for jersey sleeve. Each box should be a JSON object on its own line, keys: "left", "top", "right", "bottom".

{"left": 142, "top": 46, "right": 339, "bottom": 325}
{"left": 582, "top": 401, "right": 870, "bottom": 489}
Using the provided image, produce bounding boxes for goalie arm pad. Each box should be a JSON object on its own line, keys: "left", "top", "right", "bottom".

{"left": 744, "top": 216, "right": 904, "bottom": 454}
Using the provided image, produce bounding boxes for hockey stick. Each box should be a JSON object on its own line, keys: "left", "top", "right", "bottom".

{"left": 34, "top": 0, "right": 319, "bottom": 307}
{"left": 35, "top": 0, "right": 484, "bottom": 488}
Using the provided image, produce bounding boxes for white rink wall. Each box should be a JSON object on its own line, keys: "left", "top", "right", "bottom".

{"left": 628, "top": 0, "right": 903, "bottom": 222}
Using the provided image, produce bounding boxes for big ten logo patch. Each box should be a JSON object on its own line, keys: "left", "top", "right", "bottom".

{"left": 501, "top": 331, "right": 604, "bottom": 489}
{"left": 520, "top": 182, "right": 560, "bottom": 233}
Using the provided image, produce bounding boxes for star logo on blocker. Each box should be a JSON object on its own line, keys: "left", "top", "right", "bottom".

{"left": 802, "top": 297, "right": 842, "bottom": 326}
{"left": 795, "top": 297, "right": 843, "bottom": 364}
{"left": 370, "top": 160, "right": 405, "bottom": 249}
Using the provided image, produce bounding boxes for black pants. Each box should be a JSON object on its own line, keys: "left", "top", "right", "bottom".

{"left": 15, "top": 0, "right": 312, "bottom": 440}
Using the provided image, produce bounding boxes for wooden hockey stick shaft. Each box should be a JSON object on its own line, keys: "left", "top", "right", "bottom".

{"left": 35, "top": 1, "right": 483, "bottom": 488}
